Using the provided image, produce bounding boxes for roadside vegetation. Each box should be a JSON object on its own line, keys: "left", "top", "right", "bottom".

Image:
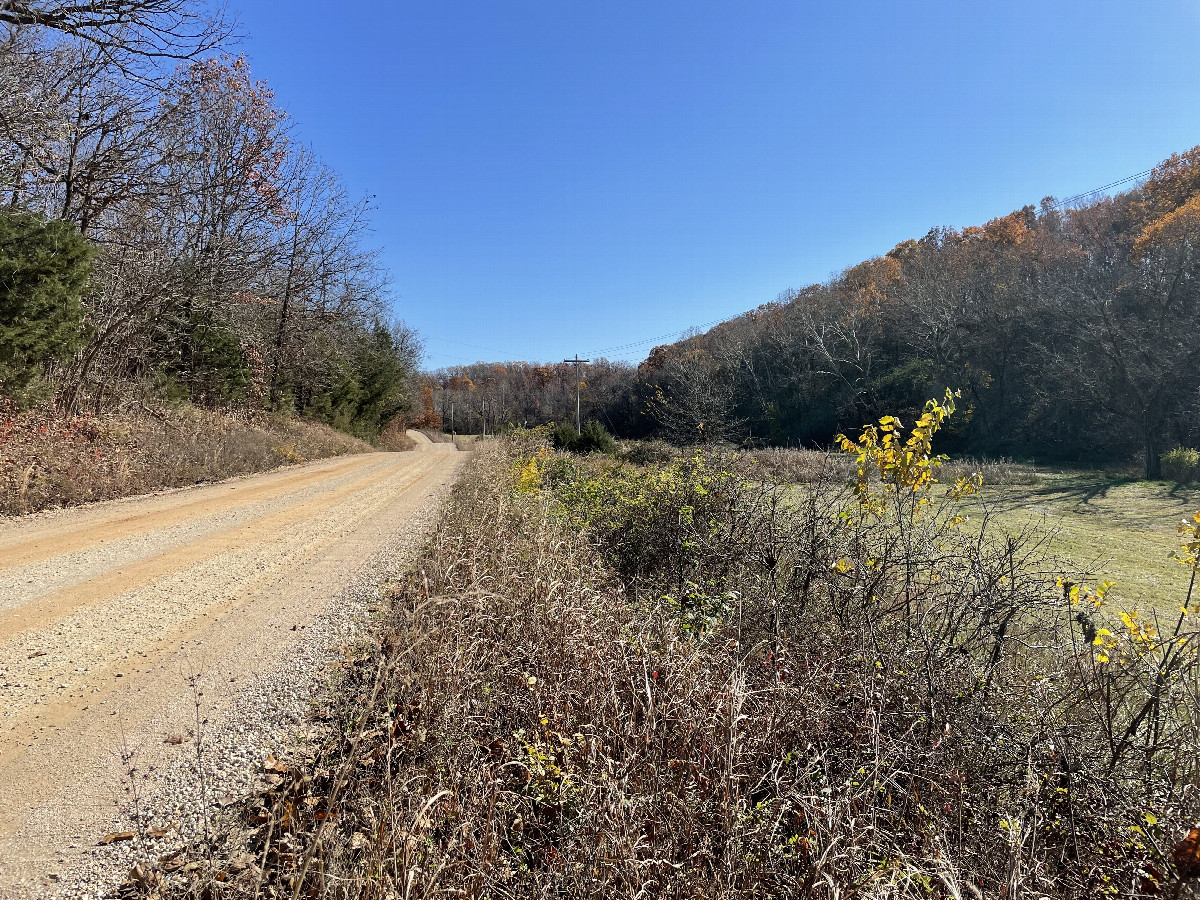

{"left": 159, "top": 396, "right": 1200, "bottom": 899}
{"left": 0, "top": 400, "right": 373, "bottom": 515}
{"left": 740, "top": 448, "right": 1200, "bottom": 613}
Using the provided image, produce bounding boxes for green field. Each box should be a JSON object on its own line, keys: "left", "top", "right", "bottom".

{"left": 964, "top": 473, "right": 1200, "bottom": 613}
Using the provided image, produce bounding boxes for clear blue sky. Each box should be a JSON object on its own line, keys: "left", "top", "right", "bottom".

{"left": 231, "top": 0, "right": 1200, "bottom": 369}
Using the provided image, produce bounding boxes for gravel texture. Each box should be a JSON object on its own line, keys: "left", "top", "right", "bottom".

{"left": 0, "top": 437, "right": 462, "bottom": 899}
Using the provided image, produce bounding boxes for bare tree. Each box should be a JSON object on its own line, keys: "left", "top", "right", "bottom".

{"left": 0, "top": 0, "right": 229, "bottom": 60}
{"left": 648, "top": 349, "right": 743, "bottom": 444}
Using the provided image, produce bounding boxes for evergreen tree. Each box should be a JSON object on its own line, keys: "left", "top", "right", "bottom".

{"left": 0, "top": 209, "right": 94, "bottom": 402}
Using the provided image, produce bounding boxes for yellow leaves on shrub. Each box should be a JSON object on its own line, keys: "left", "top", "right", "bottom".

{"left": 273, "top": 443, "right": 304, "bottom": 464}
{"left": 835, "top": 389, "right": 979, "bottom": 514}
{"left": 1119, "top": 609, "right": 1157, "bottom": 645}
{"left": 1174, "top": 509, "right": 1200, "bottom": 571}
{"left": 1060, "top": 579, "right": 1166, "bottom": 664}
{"left": 512, "top": 446, "right": 561, "bottom": 495}
{"left": 1092, "top": 628, "right": 1117, "bottom": 663}
{"left": 1062, "top": 578, "right": 1116, "bottom": 610}
{"left": 513, "top": 450, "right": 548, "bottom": 494}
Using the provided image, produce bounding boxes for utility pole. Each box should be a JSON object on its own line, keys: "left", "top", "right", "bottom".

{"left": 563, "top": 355, "right": 590, "bottom": 434}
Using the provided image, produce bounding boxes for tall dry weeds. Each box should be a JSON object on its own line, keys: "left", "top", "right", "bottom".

{"left": 149, "top": 433, "right": 1200, "bottom": 899}
{"left": 744, "top": 446, "right": 1040, "bottom": 487}
{"left": 0, "top": 400, "right": 376, "bottom": 515}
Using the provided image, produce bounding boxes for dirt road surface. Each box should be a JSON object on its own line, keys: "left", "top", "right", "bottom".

{"left": 0, "top": 436, "right": 461, "bottom": 897}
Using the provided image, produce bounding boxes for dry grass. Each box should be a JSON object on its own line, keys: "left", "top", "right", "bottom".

{"left": 745, "top": 446, "right": 855, "bottom": 482}
{"left": 745, "top": 446, "right": 1041, "bottom": 487}
{"left": 156, "top": 439, "right": 1200, "bottom": 900}
{"left": 0, "top": 401, "right": 374, "bottom": 516}
{"left": 376, "top": 419, "right": 417, "bottom": 452}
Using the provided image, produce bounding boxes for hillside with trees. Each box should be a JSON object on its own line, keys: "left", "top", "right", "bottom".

{"left": 0, "top": 1, "right": 418, "bottom": 440}
{"left": 426, "top": 149, "right": 1200, "bottom": 479}
{"left": 629, "top": 150, "right": 1200, "bottom": 476}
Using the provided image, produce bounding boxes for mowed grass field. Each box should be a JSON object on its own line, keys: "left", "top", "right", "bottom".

{"left": 962, "top": 472, "right": 1200, "bottom": 613}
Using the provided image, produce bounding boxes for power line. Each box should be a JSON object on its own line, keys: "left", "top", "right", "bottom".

{"left": 1050, "top": 168, "right": 1155, "bottom": 210}
{"left": 422, "top": 334, "right": 521, "bottom": 359}
{"left": 584, "top": 315, "right": 731, "bottom": 358}
{"left": 429, "top": 164, "right": 1163, "bottom": 369}
{"left": 588, "top": 166, "right": 1161, "bottom": 360}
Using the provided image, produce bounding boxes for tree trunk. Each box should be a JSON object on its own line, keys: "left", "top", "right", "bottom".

{"left": 1144, "top": 422, "right": 1162, "bottom": 480}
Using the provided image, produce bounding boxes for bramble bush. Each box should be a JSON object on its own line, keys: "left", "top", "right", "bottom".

{"left": 165, "top": 394, "right": 1200, "bottom": 899}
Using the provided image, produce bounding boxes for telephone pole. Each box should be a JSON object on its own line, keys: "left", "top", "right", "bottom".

{"left": 563, "top": 355, "right": 590, "bottom": 434}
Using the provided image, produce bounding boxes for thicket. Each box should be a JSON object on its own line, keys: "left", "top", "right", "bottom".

{"left": 0, "top": 5, "right": 418, "bottom": 439}
{"left": 171, "top": 397, "right": 1200, "bottom": 898}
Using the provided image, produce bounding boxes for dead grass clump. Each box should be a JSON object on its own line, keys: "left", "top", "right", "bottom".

{"left": 939, "top": 456, "right": 1042, "bottom": 486}
{"left": 166, "top": 435, "right": 1200, "bottom": 899}
{"left": 0, "top": 400, "right": 372, "bottom": 515}
{"left": 745, "top": 446, "right": 855, "bottom": 482}
{"left": 375, "top": 419, "right": 417, "bottom": 451}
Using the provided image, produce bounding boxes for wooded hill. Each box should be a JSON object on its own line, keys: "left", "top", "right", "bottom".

{"left": 427, "top": 148, "right": 1200, "bottom": 477}
{"left": 0, "top": 2, "right": 418, "bottom": 439}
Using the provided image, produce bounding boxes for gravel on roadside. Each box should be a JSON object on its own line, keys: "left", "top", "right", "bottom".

{"left": 44, "top": 496, "right": 448, "bottom": 900}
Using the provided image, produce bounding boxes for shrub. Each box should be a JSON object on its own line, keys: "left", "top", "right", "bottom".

{"left": 550, "top": 419, "right": 616, "bottom": 454}
{"left": 1162, "top": 446, "right": 1200, "bottom": 483}
{"left": 618, "top": 438, "right": 680, "bottom": 466}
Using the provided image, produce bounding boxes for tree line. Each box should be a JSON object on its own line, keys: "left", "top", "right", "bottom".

{"left": 634, "top": 150, "right": 1200, "bottom": 476}
{"left": 436, "top": 148, "right": 1200, "bottom": 477}
{"left": 0, "top": 0, "right": 418, "bottom": 438}
{"left": 414, "top": 360, "right": 638, "bottom": 437}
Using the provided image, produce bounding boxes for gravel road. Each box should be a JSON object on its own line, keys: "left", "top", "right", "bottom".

{"left": 0, "top": 435, "right": 462, "bottom": 898}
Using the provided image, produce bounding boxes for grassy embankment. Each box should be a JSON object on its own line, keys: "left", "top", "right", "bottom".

{"left": 157, "top": 428, "right": 1200, "bottom": 900}
{"left": 0, "top": 402, "right": 385, "bottom": 516}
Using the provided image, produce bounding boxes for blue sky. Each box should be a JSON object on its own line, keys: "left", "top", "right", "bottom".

{"left": 231, "top": 1, "right": 1200, "bottom": 369}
